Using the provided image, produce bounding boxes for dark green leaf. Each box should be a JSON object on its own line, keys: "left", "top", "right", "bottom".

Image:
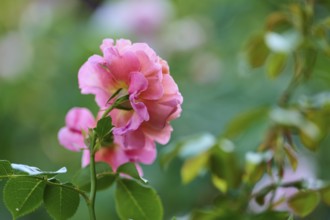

{"left": 11, "top": 163, "right": 66, "bottom": 178}
{"left": 266, "top": 53, "right": 287, "bottom": 79}
{"left": 0, "top": 160, "right": 13, "bottom": 177}
{"left": 115, "top": 178, "right": 163, "bottom": 220}
{"left": 94, "top": 116, "right": 113, "bottom": 139}
{"left": 288, "top": 190, "right": 320, "bottom": 217}
{"left": 4, "top": 177, "right": 46, "bottom": 218}
{"left": 73, "top": 162, "right": 116, "bottom": 191}
{"left": 44, "top": 183, "right": 80, "bottom": 220}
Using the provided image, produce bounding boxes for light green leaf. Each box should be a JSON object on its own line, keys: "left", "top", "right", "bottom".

{"left": 0, "top": 160, "right": 13, "bottom": 177}
{"left": 211, "top": 175, "right": 227, "bottom": 193}
{"left": 266, "top": 53, "right": 287, "bottom": 79}
{"left": 11, "top": 163, "right": 66, "bottom": 178}
{"left": 73, "top": 162, "right": 116, "bottom": 191}
{"left": 181, "top": 152, "right": 210, "bottom": 184}
{"left": 115, "top": 178, "right": 163, "bottom": 220}
{"left": 288, "top": 190, "right": 320, "bottom": 217}
{"left": 44, "top": 183, "right": 80, "bottom": 220}
{"left": 4, "top": 176, "right": 46, "bottom": 218}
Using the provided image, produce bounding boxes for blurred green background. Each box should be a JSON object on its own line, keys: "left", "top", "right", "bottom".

{"left": 1, "top": 0, "right": 330, "bottom": 219}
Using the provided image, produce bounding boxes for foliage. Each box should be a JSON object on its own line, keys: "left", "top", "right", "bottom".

{"left": 0, "top": 160, "right": 162, "bottom": 219}
{"left": 163, "top": 1, "right": 330, "bottom": 219}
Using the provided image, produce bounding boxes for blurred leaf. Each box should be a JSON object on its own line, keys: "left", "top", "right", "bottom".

{"left": 0, "top": 160, "right": 13, "bottom": 177}
{"left": 190, "top": 209, "right": 219, "bottom": 220}
{"left": 299, "top": 131, "right": 319, "bottom": 151}
{"left": 320, "top": 185, "right": 330, "bottom": 206}
{"left": 4, "top": 177, "right": 45, "bottom": 218}
{"left": 254, "top": 184, "right": 275, "bottom": 206}
{"left": 224, "top": 107, "right": 269, "bottom": 139}
{"left": 288, "top": 190, "right": 320, "bottom": 217}
{"left": 266, "top": 12, "right": 289, "bottom": 31}
{"left": 253, "top": 211, "right": 290, "bottom": 220}
{"left": 283, "top": 144, "right": 298, "bottom": 171}
{"left": 11, "top": 163, "right": 66, "bottom": 178}
{"left": 161, "top": 133, "right": 215, "bottom": 168}
{"left": 211, "top": 175, "right": 227, "bottom": 193}
{"left": 266, "top": 53, "right": 287, "bottom": 79}
{"left": 209, "top": 141, "right": 241, "bottom": 189}
{"left": 243, "top": 151, "right": 271, "bottom": 184}
{"left": 115, "top": 178, "right": 163, "bottom": 220}
{"left": 73, "top": 162, "right": 116, "bottom": 191}
{"left": 181, "top": 152, "right": 210, "bottom": 184}
{"left": 245, "top": 33, "right": 270, "bottom": 68}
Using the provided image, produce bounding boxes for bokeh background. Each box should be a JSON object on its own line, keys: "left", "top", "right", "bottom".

{"left": 1, "top": 0, "right": 330, "bottom": 219}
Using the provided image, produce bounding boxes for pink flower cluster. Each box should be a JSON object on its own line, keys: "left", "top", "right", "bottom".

{"left": 58, "top": 39, "right": 182, "bottom": 171}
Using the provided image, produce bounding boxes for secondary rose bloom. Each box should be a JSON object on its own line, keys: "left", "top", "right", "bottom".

{"left": 78, "top": 39, "right": 183, "bottom": 164}
{"left": 58, "top": 107, "right": 156, "bottom": 170}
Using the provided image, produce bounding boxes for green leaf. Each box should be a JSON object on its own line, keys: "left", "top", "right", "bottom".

{"left": 94, "top": 116, "right": 113, "bottom": 139}
{"left": 73, "top": 162, "right": 116, "bottom": 191}
{"left": 245, "top": 33, "right": 270, "bottom": 68}
{"left": 117, "top": 162, "right": 141, "bottom": 181}
{"left": 181, "top": 152, "right": 210, "bottom": 184}
{"left": 115, "top": 178, "right": 163, "bottom": 220}
{"left": 4, "top": 177, "right": 46, "bottom": 218}
{"left": 44, "top": 183, "right": 80, "bottom": 220}
{"left": 11, "top": 163, "right": 66, "bottom": 178}
{"left": 0, "top": 160, "right": 13, "bottom": 177}
{"left": 266, "top": 53, "right": 287, "bottom": 79}
{"left": 288, "top": 190, "right": 320, "bottom": 217}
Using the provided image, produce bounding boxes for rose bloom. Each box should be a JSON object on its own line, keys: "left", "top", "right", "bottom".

{"left": 78, "top": 39, "right": 182, "bottom": 163}
{"left": 58, "top": 107, "right": 156, "bottom": 170}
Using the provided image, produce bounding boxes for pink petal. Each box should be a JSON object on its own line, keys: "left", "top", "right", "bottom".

{"left": 95, "top": 146, "right": 130, "bottom": 171}
{"left": 124, "top": 140, "right": 157, "bottom": 164}
{"left": 142, "top": 123, "right": 173, "bottom": 145}
{"left": 106, "top": 50, "right": 140, "bottom": 82}
{"left": 82, "top": 149, "right": 90, "bottom": 167}
{"left": 65, "top": 107, "right": 95, "bottom": 130}
{"left": 78, "top": 55, "right": 116, "bottom": 107}
{"left": 58, "top": 127, "right": 86, "bottom": 152}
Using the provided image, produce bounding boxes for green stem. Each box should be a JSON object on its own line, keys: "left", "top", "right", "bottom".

{"left": 88, "top": 132, "right": 97, "bottom": 220}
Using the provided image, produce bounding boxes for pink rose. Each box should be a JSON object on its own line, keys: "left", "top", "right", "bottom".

{"left": 78, "top": 39, "right": 183, "bottom": 163}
